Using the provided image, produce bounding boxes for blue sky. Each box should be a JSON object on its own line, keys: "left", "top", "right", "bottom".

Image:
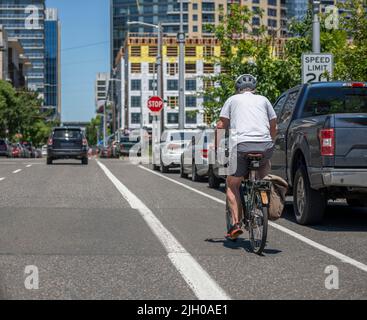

{"left": 46, "top": 0, "right": 110, "bottom": 122}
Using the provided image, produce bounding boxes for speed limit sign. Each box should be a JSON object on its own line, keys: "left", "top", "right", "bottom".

{"left": 302, "top": 53, "right": 333, "bottom": 84}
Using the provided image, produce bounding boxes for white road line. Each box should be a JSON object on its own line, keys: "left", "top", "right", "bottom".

{"left": 0, "top": 177, "right": 5, "bottom": 181}
{"left": 97, "top": 160, "right": 230, "bottom": 300}
{"left": 139, "top": 165, "right": 367, "bottom": 273}
{"left": 26, "top": 165, "right": 32, "bottom": 168}
{"left": 12, "top": 169, "right": 22, "bottom": 174}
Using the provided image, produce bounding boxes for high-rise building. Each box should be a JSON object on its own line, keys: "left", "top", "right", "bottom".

{"left": 95, "top": 72, "right": 109, "bottom": 113}
{"left": 44, "top": 8, "right": 61, "bottom": 120}
{"left": 0, "top": 0, "right": 46, "bottom": 97}
{"left": 110, "top": 0, "right": 287, "bottom": 68}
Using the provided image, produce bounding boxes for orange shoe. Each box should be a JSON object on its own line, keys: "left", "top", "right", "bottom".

{"left": 226, "top": 224, "right": 243, "bottom": 241}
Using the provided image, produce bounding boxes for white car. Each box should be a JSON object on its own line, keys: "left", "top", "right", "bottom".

{"left": 41, "top": 145, "right": 48, "bottom": 157}
{"left": 180, "top": 129, "right": 216, "bottom": 182}
{"left": 153, "top": 129, "right": 201, "bottom": 173}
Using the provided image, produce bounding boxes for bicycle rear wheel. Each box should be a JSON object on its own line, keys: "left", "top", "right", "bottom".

{"left": 248, "top": 192, "right": 268, "bottom": 255}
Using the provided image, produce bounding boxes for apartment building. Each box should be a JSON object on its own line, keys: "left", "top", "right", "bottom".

{"left": 111, "top": 1, "right": 288, "bottom": 70}
{"left": 0, "top": 25, "right": 31, "bottom": 88}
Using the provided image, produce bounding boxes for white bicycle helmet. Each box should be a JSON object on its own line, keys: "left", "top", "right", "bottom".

{"left": 235, "top": 74, "right": 257, "bottom": 92}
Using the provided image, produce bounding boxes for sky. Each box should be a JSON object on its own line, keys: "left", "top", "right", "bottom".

{"left": 46, "top": 0, "right": 110, "bottom": 122}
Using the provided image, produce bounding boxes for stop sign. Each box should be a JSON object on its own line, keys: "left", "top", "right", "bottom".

{"left": 147, "top": 96, "right": 164, "bottom": 113}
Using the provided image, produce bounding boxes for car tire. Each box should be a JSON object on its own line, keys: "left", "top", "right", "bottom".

{"left": 191, "top": 162, "right": 202, "bottom": 182}
{"left": 160, "top": 154, "right": 169, "bottom": 173}
{"left": 208, "top": 165, "right": 221, "bottom": 189}
{"left": 347, "top": 198, "right": 367, "bottom": 207}
{"left": 47, "top": 157, "right": 53, "bottom": 165}
{"left": 180, "top": 156, "right": 188, "bottom": 179}
{"left": 153, "top": 164, "right": 160, "bottom": 171}
{"left": 293, "top": 165, "right": 326, "bottom": 225}
{"left": 82, "top": 157, "right": 88, "bottom": 165}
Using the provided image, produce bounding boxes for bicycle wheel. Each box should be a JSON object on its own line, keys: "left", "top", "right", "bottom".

{"left": 248, "top": 192, "right": 268, "bottom": 255}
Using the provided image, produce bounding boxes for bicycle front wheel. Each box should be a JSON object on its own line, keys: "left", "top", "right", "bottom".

{"left": 248, "top": 192, "right": 268, "bottom": 255}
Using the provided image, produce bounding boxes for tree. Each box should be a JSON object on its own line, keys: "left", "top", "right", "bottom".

{"left": 85, "top": 115, "right": 102, "bottom": 146}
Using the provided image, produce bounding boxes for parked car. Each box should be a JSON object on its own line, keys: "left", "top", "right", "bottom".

{"left": 119, "top": 135, "right": 140, "bottom": 157}
{"left": 35, "top": 148, "right": 42, "bottom": 158}
{"left": 21, "top": 141, "right": 36, "bottom": 158}
{"left": 153, "top": 130, "right": 201, "bottom": 173}
{"left": 19, "top": 143, "right": 30, "bottom": 158}
{"left": 47, "top": 127, "right": 89, "bottom": 165}
{"left": 41, "top": 145, "right": 48, "bottom": 157}
{"left": 11, "top": 144, "right": 21, "bottom": 158}
{"left": 272, "top": 81, "right": 367, "bottom": 225}
{"left": 180, "top": 129, "right": 216, "bottom": 182}
{"left": 207, "top": 134, "right": 229, "bottom": 189}
{"left": 0, "top": 139, "right": 12, "bottom": 158}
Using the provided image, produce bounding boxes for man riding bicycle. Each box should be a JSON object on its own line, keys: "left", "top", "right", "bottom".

{"left": 216, "top": 74, "right": 277, "bottom": 241}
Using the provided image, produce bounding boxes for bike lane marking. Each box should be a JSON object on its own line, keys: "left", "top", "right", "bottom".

{"left": 138, "top": 165, "right": 367, "bottom": 274}
{"left": 97, "top": 160, "right": 231, "bottom": 300}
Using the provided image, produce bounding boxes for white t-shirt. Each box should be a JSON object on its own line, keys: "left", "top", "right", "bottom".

{"left": 220, "top": 92, "right": 277, "bottom": 146}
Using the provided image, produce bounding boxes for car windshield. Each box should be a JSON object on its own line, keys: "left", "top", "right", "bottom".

{"left": 54, "top": 129, "right": 82, "bottom": 139}
{"left": 303, "top": 87, "right": 367, "bottom": 117}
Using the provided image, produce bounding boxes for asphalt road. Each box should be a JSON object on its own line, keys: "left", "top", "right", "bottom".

{"left": 0, "top": 157, "right": 366, "bottom": 300}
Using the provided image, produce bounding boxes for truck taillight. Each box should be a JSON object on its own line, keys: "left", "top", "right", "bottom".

{"left": 319, "top": 129, "right": 335, "bottom": 156}
{"left": 200, "top": 149, "right": 209, "bottom": 159}
{"left": 47, "top": 138, "right": 53, "bottom": 146}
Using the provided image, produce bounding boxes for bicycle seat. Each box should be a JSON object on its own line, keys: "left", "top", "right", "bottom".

{"left": 247, "top": 153, "right": 264, "bottom": 161}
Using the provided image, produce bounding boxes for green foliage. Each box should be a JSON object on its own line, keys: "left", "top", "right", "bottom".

{"left": 203, "top": 1, "right": 367, "bottom": 123}
{"left": 85, "top": 115, "right": 102, "bottom": 146}
{"left": 0, "top": 80, "right": 54, "bottom": 146}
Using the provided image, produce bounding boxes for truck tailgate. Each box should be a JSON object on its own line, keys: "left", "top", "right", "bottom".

{"left": 335, "top": 114, "right": 367, "bottom": 167}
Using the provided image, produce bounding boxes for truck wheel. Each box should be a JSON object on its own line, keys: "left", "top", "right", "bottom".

{"left": 293, "top": 166, "right": 326, "bottom": 225}
{"left": 192, "top": 162, "right": 202, "bottom": 182}
{"left": 82, "top": 157, "right": 88, "bottom": 165}
{"left": 47, "top": 157, "right": 53, "bottom": 165}
{"left": 347, "top": 198, "right": 367, "bottom": 207}
{"left": 180, "top": 157, "right": 188, "bottom": 179}
{"left": 208, "top": 165, "right": 221, "bottom": 189}
{"left": 160, "top": 155, "right": 169, "bottom": 173}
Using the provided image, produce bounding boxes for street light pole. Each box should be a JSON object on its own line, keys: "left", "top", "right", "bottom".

{"left": 178, "top": 0, "right": 185, "bottom": 130}
{"left": 312, "top": 0, "right": 321, "bottom": 53}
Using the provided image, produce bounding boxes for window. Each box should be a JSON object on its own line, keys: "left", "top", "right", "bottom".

{"left": 186, "top": 112, "right": 197, "bottom": 124}
{"left": 279, "top": 91, "right": 299, "bottom": 125}
{"left": 252, "top": 17, "right": 260, "bottom": 26}
{"left": 273, "top": 95, "right": 287, "bottom": 117}
{"left": 131, "top": 113, "right": 141, "bottom": 124}
{"left": 268, "top": 19, "right": 277, "bottom": 28}
{"left": 185, "top": 62, "right": 196, "bottom": 73}
{"left": 268, "top": 8, "right": 277, "bottom": 17}
{"left": 204, "top": 63, "right": 215, "bottom": 73}
{"left": 186, "top": 96, "right": 197, "bottom": 108}
{"left": 167, "top": 46, "right": 178, "bottom": 57}
{"left": 192, "top": 3, "right": 198, "bottom": 10}
{"left": 167, "top": 113, "right": 179, "bottom": 124}
{"left": 185, "top": 46, "right": 197, "bottom": 57}
{"left": 167, "top": 80, "right": 178, "bottom": 91}
{"left": 149, "top": 80, "right": 158, "bottom": 91}
{"left": 149, "top": 46, "right": 158, "bottom": 57}
{"left": 204, "top": 46, "right": 214, "bottom": 57}
{"left": 131, "top": 96, "right": 141, "bottom": 108}
{"left": 167, "top": 63, "right": 178, "bottom": 75}
{"left": 186, "top": 79, "right": 196, "bottom": 91}
{"left": 167, "top": 96, "right": 178, "bottom": 108}
{"left": 149, "top": 63, "right": 157, "bottom": 74}
{"left": 131, "top": 46, "right": 141, "bottom": 57}
{"left": 202, "top": 2, "right": 215, "bottom": 11}
{"left": 203, "top": 80, "right": 214, "bottom": 90}
{"left": 131, "top": 63, "right": 141, "bottom": 73}
{"left": 268, "top": 0, "right": 277, "bottom": 6}
{"left": 302, "top": 87, "right": 367, "bottom": 118}
{"left": 193, "top": 25, "right": 198, "bottom": 32}
{"left": 131, "top": 80, "right": 141, "bottom": 91}
{"left": 193, "top": 14, "right": 198, "bottom": 21}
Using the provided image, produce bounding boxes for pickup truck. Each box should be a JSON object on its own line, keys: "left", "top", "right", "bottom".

{"left": 272, "top": 81, "right": 367, "bottom": 225}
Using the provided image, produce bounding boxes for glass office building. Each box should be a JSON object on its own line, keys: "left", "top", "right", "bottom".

{"left": 44, "top": 8, "right": 60, "bottom": 119}
{"left": 286, "top": 0, "right": 309, "bottom": 21}
{"left": 0, "top": 0, "right": 46, "bottom": 97}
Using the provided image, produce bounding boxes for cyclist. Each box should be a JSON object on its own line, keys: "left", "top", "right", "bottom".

{"left": 216, "top": 74, "right": 277, "bottom": 241}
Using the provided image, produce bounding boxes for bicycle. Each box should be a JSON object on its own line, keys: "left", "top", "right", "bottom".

{"left": 226, "top": 153, "right": 272, "bottom": 255}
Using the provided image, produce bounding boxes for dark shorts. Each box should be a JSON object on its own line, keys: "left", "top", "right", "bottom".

{"left": 228, "top": 142, "right": 274, "bottom": 178}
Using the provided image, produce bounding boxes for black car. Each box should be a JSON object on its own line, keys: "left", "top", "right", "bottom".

{"left": 0, "top": 139, "right": 12, "bottom": 158}
{"left": 47, "top": 127, "right": 89, "bottom": 165}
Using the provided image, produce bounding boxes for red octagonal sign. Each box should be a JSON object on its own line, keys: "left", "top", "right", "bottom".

{"left": 147, "top": 96, "right": 164, "bottom": 113}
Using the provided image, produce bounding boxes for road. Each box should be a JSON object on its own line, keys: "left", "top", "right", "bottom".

{"left": 0, "top": 157, "right": 366, "bottom": 300}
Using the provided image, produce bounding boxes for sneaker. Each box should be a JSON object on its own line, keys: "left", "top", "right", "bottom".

{"left": 226, "top": 223, "right": 243, "bottom": 241}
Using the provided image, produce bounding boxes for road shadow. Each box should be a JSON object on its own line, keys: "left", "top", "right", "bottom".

{"left": 48, "top": 162, "right": 85, "bottom": 166}
{"left": 282, "top": 202, "right": 367, "bottom": 232}
{"left": 204, "top": 237, "right": 282, "bottom": 256}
